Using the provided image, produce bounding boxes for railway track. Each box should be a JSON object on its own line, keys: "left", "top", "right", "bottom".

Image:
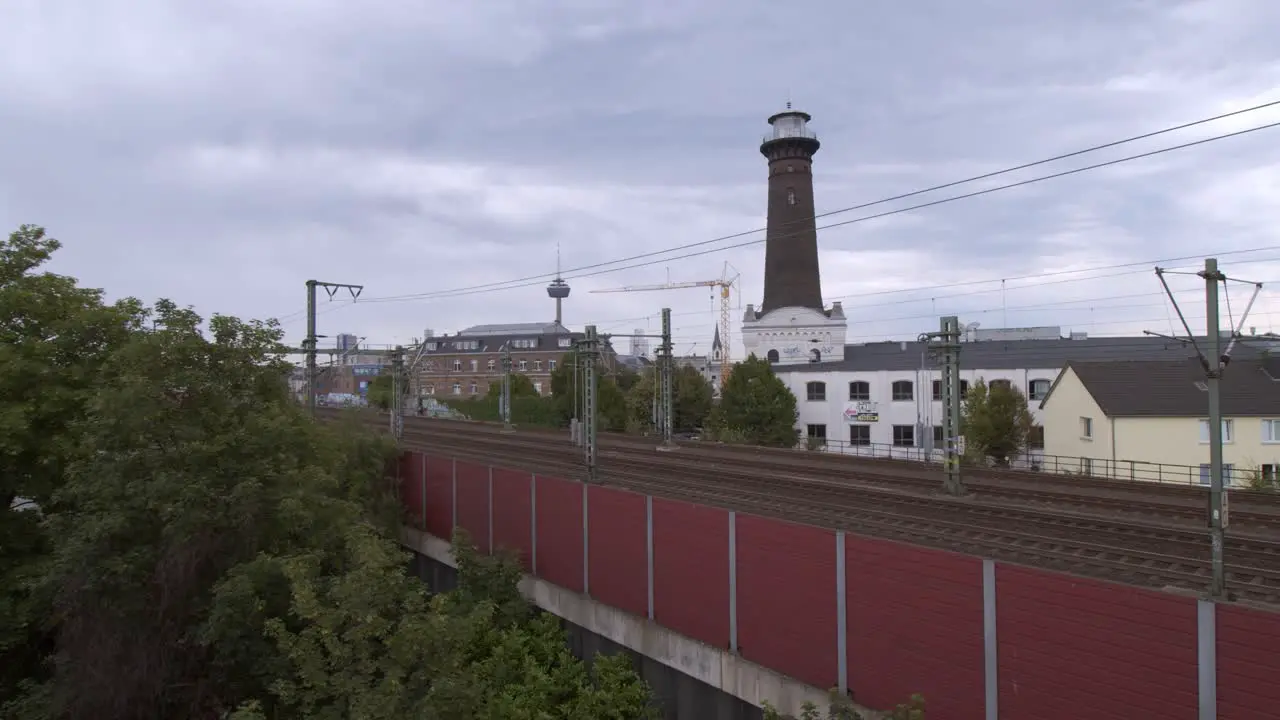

{"left": 381, "top": 418, "right": 1280, "bottom": 605}
{"left": 367, "top": 410, "right": 1280, "bottom": 531}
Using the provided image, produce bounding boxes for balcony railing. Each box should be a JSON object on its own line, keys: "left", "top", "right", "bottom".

{"left": 762, "top": 130, "right": 818, "bottom": 144}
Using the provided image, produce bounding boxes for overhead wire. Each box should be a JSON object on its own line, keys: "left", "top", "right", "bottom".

{"left": 587, "top": 256, "right": 1280, "bottom": 333}
{"left": 346, "top": 103, "right": 1280, "bottom": 305}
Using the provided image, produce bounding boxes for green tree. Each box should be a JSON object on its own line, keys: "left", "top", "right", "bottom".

{"left": 0, "top": 225, "right": 146, "bottom": 704}
{"left": 673, "top": 365, "right": 714, "bottom": 432}
{"left": 549, "top": 351, "right": 628, "bottom": 431}
{"left": 366, "top": 373, "right": 394, "bottom": 409}
{"left": 625, "top": 366, "right": 714, "bottom": 434}
{"left": 484, "top": 372, "right": 537, "bottom": 399}
{"left": 707, "top": 355, "right": 798, "bottom": 447}
{"left": 1, "top": 226, "right": 657, "bottom": 718}
{"left": 961, "top": 379, "right": 1036, "bottom": 466}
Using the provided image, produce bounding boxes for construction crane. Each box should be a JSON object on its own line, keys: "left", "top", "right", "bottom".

{"left": 590, "top": 262, "right": 740, "bottom": 389}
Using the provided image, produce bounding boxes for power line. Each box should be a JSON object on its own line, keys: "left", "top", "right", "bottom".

{"left": 350, "top": 104, "right": 1280, "bottom": 305}
{"left": 588, "top": 256, "right": 1280, "bottom": 331}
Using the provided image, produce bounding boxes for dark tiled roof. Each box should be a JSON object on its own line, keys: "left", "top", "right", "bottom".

{"left": 785, "top": 336, "right": 1262, "bottom": 373}
{"left": 419, "top": 327, "right": 581, "bottom": 356}
{"left": 1065, "top": 357, "right": 1280, "bottom": 417}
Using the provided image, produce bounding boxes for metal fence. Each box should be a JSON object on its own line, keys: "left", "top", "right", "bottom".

{"left": 800, "top": 437, "right": 1256, "bottom": 488}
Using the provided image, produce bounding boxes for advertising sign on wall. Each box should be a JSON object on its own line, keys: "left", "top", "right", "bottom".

{"left": 352, "top": 365, "right": 382, "bottom": 377}
{"left": 843, "top": 401, "right": 879, "bottom": 423}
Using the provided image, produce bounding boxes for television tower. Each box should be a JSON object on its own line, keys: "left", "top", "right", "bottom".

{"left": 546, "top": 243, "right": 571, "bottom": 326}
{"left": 759, "top": 103, "right": 824, "bottom": 315}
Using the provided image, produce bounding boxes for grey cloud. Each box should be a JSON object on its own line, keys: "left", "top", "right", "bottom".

{"left": 3, "top": 0, "right": 1280, "bottom": 352}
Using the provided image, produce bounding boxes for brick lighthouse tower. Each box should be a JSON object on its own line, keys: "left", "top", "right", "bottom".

{"left": 759, "top": 102, "right": 824, "bottom": 315}
{"left": 740, "top": 104, "right": 846, "bottom": 365}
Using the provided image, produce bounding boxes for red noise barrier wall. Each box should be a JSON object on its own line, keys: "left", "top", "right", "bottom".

{"left": 422, "top": 455, "right": 452, "bottom": 538}
{"left": 454, "top": 461, "right": 490, "bottom": 554}
{"left": 995, "top": 565, "right": 1198, "bottom": 719}
{"left": 734, "top": 514, "right": 838, "bottom": 691}
{"left": 398, "top": 452, "right": 425, "bottom": 530}
{"left": 534, "top": 474, "right": 583, "bottom": 592}
{"left": 586, "top": 486, "right": 647, "bottom": 618}
{"left": 401, "top": 451, "right": 1280, "bottom": 719}
{"left": 1217, "top": 604, "right": 1280, "bottom": 718}
{"left": 847, "top": 536, "right": 984, "bottom": 719}
{"left": 490, "top": 468, "right": 533, "bottom": 571}
{"left": 652, "top": 498, "right": 730, "bottom": 650}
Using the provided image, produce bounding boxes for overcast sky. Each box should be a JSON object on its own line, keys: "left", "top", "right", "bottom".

{"left": 4, "top": 0, "right": 1280, "bottom": 358}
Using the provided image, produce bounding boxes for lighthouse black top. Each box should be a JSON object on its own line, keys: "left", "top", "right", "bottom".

{"left": 758, "top": 107, "right": 824, "bottom": 316}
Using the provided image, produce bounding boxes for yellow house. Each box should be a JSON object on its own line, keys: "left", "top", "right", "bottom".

{"left": 1039, "top": 357, "right": 1280, "bottom": 486}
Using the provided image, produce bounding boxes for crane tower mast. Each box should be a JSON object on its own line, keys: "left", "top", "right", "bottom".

{"left": 590, "top": 263, "right": 740, "bottom": 388}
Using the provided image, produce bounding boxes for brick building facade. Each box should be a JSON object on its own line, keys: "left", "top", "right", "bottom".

{"left": 414, "top": 322, "right": 614, "bottom": 399}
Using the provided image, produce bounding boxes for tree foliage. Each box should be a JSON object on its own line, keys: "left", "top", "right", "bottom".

{"left": 960, "top": 379, "right": 1036, "bottom": 466}
{"left": 548, "top": 351, "right": 628, "bottom": 431}
{"left": 484, "top": 372, "right": 538, "bottom": 399}
{"left": 1, "top": 225, "right": 147, "bottom": 704}
{"left": 366, "top": 373, "right": 394, "bottom": 409}
{"left": 706, "top": 355, "right": 799, "bottom": 447}
{"left": 0, "top": 225, "right": 657, "bottom": 719}
{"left": 625, "top": 365, "right": 714, "bottom": 434}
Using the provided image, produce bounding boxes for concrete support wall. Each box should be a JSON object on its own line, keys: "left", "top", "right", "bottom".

{"left": 405, "top": 529, "right": 838, "bottom": 718}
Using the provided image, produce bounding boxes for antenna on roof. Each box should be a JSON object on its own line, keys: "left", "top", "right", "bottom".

{"left": 1147, "top": 259, "right": 1263, "bottom": 601}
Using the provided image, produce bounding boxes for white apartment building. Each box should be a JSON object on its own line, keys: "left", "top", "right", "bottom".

{"left": 770, "top": 329, "right": 1235, "bottom": 464}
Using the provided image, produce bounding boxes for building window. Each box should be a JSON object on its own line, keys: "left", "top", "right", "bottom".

{"left": 806, "top": 424, "right": 827, "bottom": 445}
{"left": 1081, "top": 458, "right": 1093, "bottom": 475}
{"left": 548, "top": 360, "right": 557, "bottom": 371}
{"left": 1199, "top": 464, "right": 1236, "bottom": 486}
{"left": 891, "top": 380, "right": 913, "bottom": 402}
{"left": 892, "top": 425, "right": 915, "bottom": 447}
{"left": 424, "top": 385, "right": 435, "bottom": 395}
{"left": 1199, "top": 419, "right": 1234, "bottom": 443}
{"left": 767, "top": 349, "right": 779, "bottom": 363}
{"left": 425, "top": 342, "right": 438, "bottom": 351}
{"left": 848, "top": 381, "right": 870, "bottom": 401}
{"left": 1028, "top": 426, "right": 1045, "bottom": 449}
{"left": 932, "top": 425, "right": 945, "bottom": 445}
{"left": 487, "top": 359, "right": 496, "bottom": 371}
{"left": 1080, "top": 417, "right": 1093, "bottom": 439}
{"left": 1028, "top": 378, "right": 1052, "bottom": 401}
{"left": 806, "top": 381, "right": 826, "bottom": 401}
{"left": 558, "top": 337, "right": 573, "bottom": 348}
{"left": 451, "top": 383, "right": 461, "bottom": 395}
{"left": 1263, "top": 419, "right": 1280, "bottom": 443}
{"left": 787, "top": 187, "right": 796, "bottom": 205}
{"left": 1263, "top": 464, "right": 1278, "bottom": 482}
{"left": 519, "top": 359, "right": 528, "bottom": 371}
{"left": 850, "top": 425, "right": 870, "bottom": 446}
{"left": 533, "top": 381, "right": 543, "bottom": 394}
{"left": 452, "top": 360, "right": 462, "bottom": 372}
{"left": 534, "top": 360, "right": 543, "bottom": 371}
{"left": 469, "top": 359, "right": 478, "bottom": 372}
{"left": 468, "top": 382, "right": 477, "bottom": 395}
{"left": 810, "top": 348, "right": 821, "bottom": 363}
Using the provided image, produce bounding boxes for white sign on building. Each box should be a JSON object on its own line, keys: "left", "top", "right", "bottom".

{"left": 843, "top": 401, "right": 879, "bottom": 423}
